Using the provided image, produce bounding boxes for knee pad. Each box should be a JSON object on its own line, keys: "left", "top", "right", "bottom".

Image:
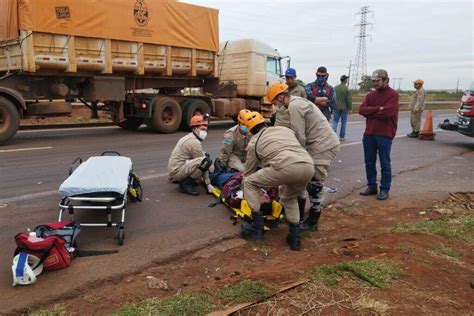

{"left": 198, "top": 156, "right": 212, "bottom": 172}
{"left": 306, "top": 180, "right": 323, "bottom": 198}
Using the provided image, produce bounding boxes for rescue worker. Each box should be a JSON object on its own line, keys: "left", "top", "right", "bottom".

{"left": 239, "top": 111, "right": 313, "bottom": 250}
{"left": 217, "top": 109, "right": 251, "bottom": 171}
{"left": 305, "top": 66, "right": 336, "bottom": 121}
{"left": 269, "top": 82, "right": 340, "bottom": 232}
{"left": 168, "top": 114, "right": 214, "bottom": 196}
{"left": 407, "top": 79, "right": 426, "bottom": 138}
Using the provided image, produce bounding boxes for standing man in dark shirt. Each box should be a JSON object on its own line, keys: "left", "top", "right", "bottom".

{"left": 305, "top": 66, "right": 336, "bottom": 121}
{"left": 359, "top": 69, "right": 399, "bottom": 200}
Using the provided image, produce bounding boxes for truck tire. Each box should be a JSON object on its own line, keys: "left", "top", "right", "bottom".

{"left": 0, "top": 96, "right": 20, "bottom": 145}
{"left": 146, "top": 97, "right": 182, "bottom": 133}
{"left": 180, "top": 99, "right": 211, "bottom": 131}
{"left": 117, "top": 117, "right": 144, "bottom": 130}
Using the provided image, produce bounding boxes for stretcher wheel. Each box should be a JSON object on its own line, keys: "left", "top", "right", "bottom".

{"left": 118, "top": 228, "right": 125, "bottom": 245}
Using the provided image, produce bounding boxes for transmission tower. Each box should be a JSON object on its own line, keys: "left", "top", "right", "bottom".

{"left": 350, "top": 6, "right": 373, "bottom": 90}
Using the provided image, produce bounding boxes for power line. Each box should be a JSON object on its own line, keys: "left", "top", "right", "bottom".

{"left": 350, "top": 6, "right": 373, "bottom": 90}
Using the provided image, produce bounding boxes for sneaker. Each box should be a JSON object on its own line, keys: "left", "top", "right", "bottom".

{"left": 340, "top": 137, "right": 346, "bottom": 142}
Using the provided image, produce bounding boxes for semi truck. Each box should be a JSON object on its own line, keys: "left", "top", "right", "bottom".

{"left": 0, "top": 0, "right": 286, "bottom": 144}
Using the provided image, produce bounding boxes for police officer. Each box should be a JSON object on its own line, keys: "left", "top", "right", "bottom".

{"left": 217, "top": 109, "right": 251, "bottom": 172}
{"left": 239, "top": 111, "right": 313, "bottom": 250}
{"left": 269, "top": 82, "right": 340, "bottom": 232}
{"left": 168, "top": 115, "right": 214, "bottom": 196}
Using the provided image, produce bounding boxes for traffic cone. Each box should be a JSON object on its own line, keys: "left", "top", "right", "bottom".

{"left": 418, "top": 109, "right": 435, "bottom": 140}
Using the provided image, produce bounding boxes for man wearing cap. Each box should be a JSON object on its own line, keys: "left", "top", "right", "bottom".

{"left": 359, "top": 69, "right": 399, "bottom": 201}
{"left": 217, "top": 109, "right": 251, "bottom": 172}
{"left": 305, "top": 66, "right": 336, "bottom": 121}
{"left": 168, "top": 114, "right": 214, "bottom": 196}
{"left": 268, "top": 82, "right": 340, "bottom": 232}
{"left": 285, "top": 68, "right": 307, "bottom": 98}
{"left": 407, "top": 79, "right": 426, "bottom": 138}
{"left": 332, "top": 75, "right": 353, "bottom": 141}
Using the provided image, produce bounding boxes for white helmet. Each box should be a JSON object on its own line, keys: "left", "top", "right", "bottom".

{"left": 12, "top": 252, "right": 43, "bottom": 286}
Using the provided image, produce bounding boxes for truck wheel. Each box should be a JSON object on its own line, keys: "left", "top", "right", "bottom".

{"left": 146, "top": 97, "right": 182, "bottom": 133}
{"left": 0, "top": 96, "right": 20, "bottom": 145}
{"left": 117, "top": 117, "right": 144, "bottom": 130}
{"left": 180, "top": 99, "right": 210, "bottom": 131}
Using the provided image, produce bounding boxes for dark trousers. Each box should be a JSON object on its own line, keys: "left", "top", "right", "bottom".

{"left": 363, "top": 134, "right": 393, "bottom": 191}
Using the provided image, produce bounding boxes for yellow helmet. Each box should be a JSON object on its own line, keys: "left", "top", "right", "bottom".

{"left": 238, "top": 111, "right": 265, "bottom": 131}
{"left": 414, "top": 79, "right": 424, "bottom": 85}
{"left": 237, "top": 109, "right": 251, "bottom": 124}
{"left": 266, "top": 82, "right": 289, "bottom": 102}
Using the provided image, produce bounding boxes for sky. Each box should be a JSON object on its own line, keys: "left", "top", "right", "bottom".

{"left": 185, "top": 0, "right": 473, "bottom": 91}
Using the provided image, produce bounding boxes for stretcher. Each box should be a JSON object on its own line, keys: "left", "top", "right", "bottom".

{"left": 210, "top": 187, "right": 283, "bottom": 230}
{"left": 58, "top": 151, "right": 142, "bottom": 245}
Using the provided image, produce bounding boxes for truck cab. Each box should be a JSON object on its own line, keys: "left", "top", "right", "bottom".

{"left": 439, "top": 81, "right": 474, "bottom": 137}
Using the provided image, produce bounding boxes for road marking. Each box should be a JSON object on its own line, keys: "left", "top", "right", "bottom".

{"left": 340, "top": 129, "right": 446, "bottom": 147}
{"left": 0, "top": 146, "right": 52, "bottom": 153}
{"left": 0, "top": 172, "right": 169, "bottom": 204}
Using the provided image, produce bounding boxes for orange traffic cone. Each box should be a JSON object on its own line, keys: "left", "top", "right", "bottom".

{"left": 419, "top": 109, "right": 435, "bottom": 140}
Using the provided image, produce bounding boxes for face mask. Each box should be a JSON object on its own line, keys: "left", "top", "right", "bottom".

{"left": 239, "top": 125, "right": 247, "bottom": 134}
{"left": 198, "top": 130, "right": 207, "bottom": 140}
{"left": 275, "top": 105, "right": 286, "bottom": 112}
{"left": 316, "top": 76, "right": 326, "bottom": 85}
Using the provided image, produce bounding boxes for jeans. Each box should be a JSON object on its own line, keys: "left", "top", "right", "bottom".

{"left": 363, "top": 134, "right": 393, "bottom": 191}
{"left": 331, "top": 109, "right": 348, "bottom": 138}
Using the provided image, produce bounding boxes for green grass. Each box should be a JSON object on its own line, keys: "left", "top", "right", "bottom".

{"left": 430, "top": 244, "right": 463, "bottom": 259}
{"left": 217, "top": 280, "right": 269, "bottom": 305}
{"left": 31, "top": 304, "right": 67, "bottom": 316}
{"left": 312, "top": 259, "right": 401, "bottom": 289}
{"left": 115, "top": 293, "right": 213, "bottom": 316}
{"left": 390, "top": 215, "right": 474, "bottom": 243}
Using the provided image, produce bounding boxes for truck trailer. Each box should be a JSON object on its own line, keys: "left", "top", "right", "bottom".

{"left": 0, "top": 0, "right": 285, "bottom": 144}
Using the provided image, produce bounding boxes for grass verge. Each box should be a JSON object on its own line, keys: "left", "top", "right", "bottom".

{"left": 390, "top": 215, "right": 474, "bottom": 243}
{"left": 31, "top": 304, "right": 67, "bottom": 316}
{"left": 312, "top": 259, "right": 401, "bottom": 288}
{"left": 115, "top": 293, "right": 213, "bottom": 316}
{"left": 430, "top": 244, "right": 463, "bottom": 259}
{"left": 217, "top": 279, "right": 269, "bottom": 305}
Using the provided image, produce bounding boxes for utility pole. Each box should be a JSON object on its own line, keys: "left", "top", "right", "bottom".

{"left": 456, "top": 78, "right": 459, "bottom": 93}
{"left": 347, "top": 60, "right": 352, "bottom": 79}
{"left": 350, "top": 6, "right": 373, "bottom": 90}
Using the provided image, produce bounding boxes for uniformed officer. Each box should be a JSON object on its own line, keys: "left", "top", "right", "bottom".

{"left": 239, "top": 111, "right": 313, "bottom": 250}
{"left": 269, "top": 82, "right": 340, "bottom": 232}
{"left": 217, "top": 109, "right": 251, "bottom": 172}
{"left": 168, "top": 115, "right": 214, "bottom": 196}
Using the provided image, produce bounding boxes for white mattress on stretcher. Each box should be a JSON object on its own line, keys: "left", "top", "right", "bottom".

{"left": 59, "top": 156, "right": 132, "bottom": 198}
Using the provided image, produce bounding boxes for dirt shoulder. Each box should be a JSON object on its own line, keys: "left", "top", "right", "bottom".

{"left": 27, "top": 153, "right": 474, "bottom": 315}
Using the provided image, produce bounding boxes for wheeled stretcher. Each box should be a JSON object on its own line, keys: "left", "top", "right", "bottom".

{"left": 210, "top": 187, "right": 283, "bottom": 230}
{"left": 58, "top": 151, "right": 142, "bottom": 245}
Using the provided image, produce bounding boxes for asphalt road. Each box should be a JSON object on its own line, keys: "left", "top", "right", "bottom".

{"left": 0, "top": 109, "right": 472, "bottom": 312}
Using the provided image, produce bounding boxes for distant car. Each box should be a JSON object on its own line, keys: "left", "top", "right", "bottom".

{"left": 439, "top": 81, "right": 474, "bottom": 137}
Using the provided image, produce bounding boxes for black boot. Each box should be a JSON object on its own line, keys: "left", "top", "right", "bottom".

{"left": 359, "top": 186, "right": 378, "bottom": 196}
{"left": 300, "top": 209, "right": 322, "bottom": 232}
{"left": 241, "top": 212, "right": 264, "bottom": 239}
{"left": 179, "top": 177, "right": 200, "bottom": 196}
{"left": 407, "top": 131, "right": 419, "bottom": 138}
{"left": 286, "top": 223, "right": 301, "bottom": 251}
{"left": 297, "top": 197, "right": 306, "bottom": 222}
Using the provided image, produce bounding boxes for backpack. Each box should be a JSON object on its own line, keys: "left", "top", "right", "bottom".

{"left": 14, "top": 221, "right": 81, "bottom": 271}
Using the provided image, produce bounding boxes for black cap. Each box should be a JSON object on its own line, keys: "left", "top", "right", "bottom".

{"left": 340, "top": 75, "right": 349, "bottom": 82}
{"left": 316, "top": 66, "right": 328, "bottom": 75}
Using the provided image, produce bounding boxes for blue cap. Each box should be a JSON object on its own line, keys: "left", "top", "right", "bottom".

{"left": 285, "top": 68, "right": 297, "bottom": 77}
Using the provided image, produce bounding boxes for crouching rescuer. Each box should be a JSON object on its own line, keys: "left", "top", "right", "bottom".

{"left": 239, "top": 111, "right": 313, "bottom": 250}
{"left": 168, "top": 115, "right": 214, "bottom": 196}
{"left": 268, "top": 82, "right": 340, "bottom": 233}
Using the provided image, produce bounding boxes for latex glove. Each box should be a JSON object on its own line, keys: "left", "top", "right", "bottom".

{"left": 235, "top": 190, "right": 244, "bottom": 200}
{"left": 207, "top": 184, "right": 215, "bottom": 194}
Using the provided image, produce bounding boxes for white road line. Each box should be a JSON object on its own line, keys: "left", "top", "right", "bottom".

{"left": 0, "top": 146, "right": 53, "bottom": 153}
{"left": 340, "top": 129, "right": 445, "bottom": 147}
{"left": 0, "top": 172, "right": 169, "bottom": 205}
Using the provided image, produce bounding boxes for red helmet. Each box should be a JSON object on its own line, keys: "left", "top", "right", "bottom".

{"left": 189, "top": 115, "right": 209, "bottom": 127}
